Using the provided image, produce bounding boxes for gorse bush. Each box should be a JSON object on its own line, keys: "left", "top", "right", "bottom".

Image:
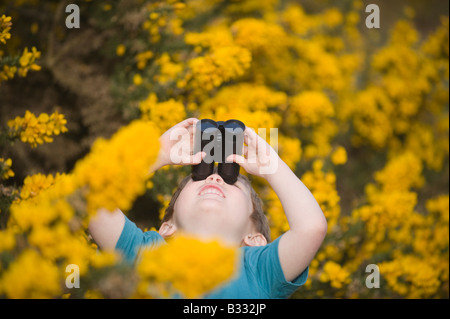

{"left": 0, "top": 0, "right": 448, "bottom": 298}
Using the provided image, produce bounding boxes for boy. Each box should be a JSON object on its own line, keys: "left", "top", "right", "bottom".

{"left": 88, "top": 118, "right": 327, "bottom": 298}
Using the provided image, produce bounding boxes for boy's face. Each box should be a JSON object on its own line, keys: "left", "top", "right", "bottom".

{"left": 172, "top": 173, "right": 254, "bottom": 245}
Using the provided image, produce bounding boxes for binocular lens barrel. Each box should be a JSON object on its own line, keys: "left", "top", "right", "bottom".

{"left": 192, "top": 119, "right": 245, "bottom": 184}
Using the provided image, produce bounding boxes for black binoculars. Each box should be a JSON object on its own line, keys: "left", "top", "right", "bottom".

{"left": 192, "top": 119, "right": 246, "bottom": 185}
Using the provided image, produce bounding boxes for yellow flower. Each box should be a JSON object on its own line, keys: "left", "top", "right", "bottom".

{"left": 133, "top": 74, "right": 143, "bottom": 86}
{"left": 73, "top": 120, "right": 160, "bottom": 215}
{"left": 185, "top": 45, "right": 251, "bottom": 94}
{"left": 199, "top": 83, "right": 287, "bottom": 114}
{"left": 137, "top": 235, "right": 239, "bottom": 298}
{"left": 322, "top": 8, "right": 343, "bottom": 28}
{"left": 116, "top": 44, "right": 126, "bottom": 56}
{"left": 0, "top": 65, "right": 17, "bottom": 82}
{"left": 7, "top": 110, "right": 68, "bottom": 148}
{"left": 139, "top": 93, "right": 186, "bottom": 132}
{"left": 231, "top": 18, "right": 288, "bottom": 52}
{"left": 374, "top": 152, "right": 424, "bottom": 192}
{"left": 331, "top": 146, "right": 347, "bottom": 165}
{"left": 278, "top": 135, "right": 302, "bottom": 171}
{"left": 27, "top": 222, "right": 93, "bottom": 274}
{"left": 0, "top": 228, "right": 16, "bottom": 252}
{"left": 288, "top": 91, "right": 334, "bottom": 126}
{"left": 185, "top": 27, "right": 234, "bottom": 49}
{"left": 0, "top": 249, "right": 61, "bottom": 298}
{"left": 0, "top": 158, "right": 15, "bottom": 180}
{"left": 154, "top": 53, "right": 183, "bottom": 84}
{"left": 281, "top": 4, "right": 316, "bottom": 36}
{"left": 9, "top": 190, "right": 75, "bottom": 232}
{"left": 301, "top": 160, "right": 340, "bottom": 232}
{"left": 319, "top": 261, "right": 351, "bottom": 289}
{"left": 266, "top": 188, "right": 289, "bottom": 240}
{"left": 17, "top": 46, "right": 41, "bottom": 77}
{"left": 426, "top": 194, "right": 449, "bottom": 224}
{"left": 379, "top": 254, "right": 442, "bottom": 298}
{"left": 157, "top": 193, "right": 171, "bottom": 221}
{"left": 90, "top": 251, "right": 119, "bottom": 269}
{"left": 0, "top": 15, "right": 12, "bottom": 45}
{"left": 135, "top": 50, "right": 154, "bottom": 70}
{"left": 19, "top": 173, "right": 65, "bottom": 201}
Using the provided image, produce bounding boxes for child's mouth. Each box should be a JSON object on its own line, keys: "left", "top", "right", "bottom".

{"left": 198, "top": 185, "right": 226, "bottom": 198}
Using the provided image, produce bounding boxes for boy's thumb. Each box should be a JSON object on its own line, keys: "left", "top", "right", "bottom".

{"left": 226, "top": 154, "right": 245, "bottom": 164}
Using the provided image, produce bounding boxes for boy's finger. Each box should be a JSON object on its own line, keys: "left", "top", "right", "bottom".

{"left": 188, "top": 123, "right": 194, "bottom": 135}
{"left": 243, "top": 145, "right": 248, "bottom": 157}
{"left": 178, "top": 117, "right": 199, "bottom": 129}
{"left": 191, "top": 151, "right": 206, "bottom": 164}
{"left": 245, "top": 127, "right": 258, "bottom": 144}
{"left": 226, "top": 154, "right": 246, "bottom": 164}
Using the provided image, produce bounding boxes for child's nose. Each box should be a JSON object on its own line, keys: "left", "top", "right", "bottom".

{"left": 205, "top": 174, "right": 224, "bottom": 185}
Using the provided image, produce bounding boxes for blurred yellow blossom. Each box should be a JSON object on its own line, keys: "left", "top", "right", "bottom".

{"left": 331, "top": 146, "right": 347, "bottom": 165}
{"left": 0, "top": 158, "right": 15, "bottom": 180}
{"left": 288, "top": 91, "right": 334, "bottom": 126}
{"left": 18, "top": 173, "right": 66, "bottom": 201}
{"left": 139, "top": 93, "right": 186, "bottom": 132}
{"left": 185, "top": 45, "right": 251, "bottom": 94}
{"left": 116, "top": 44, "right": 126, "bottom": 56}
{"left": 0, "top": 15, "right": 12, "bottom": 44}
{"left": 154, "top": 53, "right": 183, "bottom": 84}
{"left": 302, "top": 160, "right": 340, "bottom": 232}
{"left": 135, "top": 50, "right": 154, "bottom": 70}
{"left": 137, "top": 235, "right": 239, "bottom": 298}
{"left": 0, "top": 65, "right": 17, "bottom": 82}
{"left": 379, "top": 255, "right": 442, "bottom": 298}
{"left": 133, "top": 74, "right": 143, "bottom": 86}
{"left": 319, "top": 261, "right": 351, "bottom": 289}
{"left": 18, "top": 46, "right": 41, "bottom": 77}
{"left": 73, "top": 120, "right": 160, "bottom": 215}
{"left": 0, "top": 249, "right": 61, "bottom": 298}
{"left": 374, "top": 152, "right": 424, "bottom": 192}
{"left": 0, "top": 228, "right": 16, "bottom": 252}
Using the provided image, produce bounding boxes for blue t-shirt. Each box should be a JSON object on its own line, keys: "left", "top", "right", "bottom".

{"left": 116, "top": 216, "right": 308, "bottom": 299}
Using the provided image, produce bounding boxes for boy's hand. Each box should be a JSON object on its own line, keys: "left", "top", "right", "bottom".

{"left": 229, "top": 127, "right": 327, "bottom": 283}
{"left": 151, "top": 118, "right": 205, "bottom": 172}
{"left": 226, "top": 127, "right": 279, "bottom": 179}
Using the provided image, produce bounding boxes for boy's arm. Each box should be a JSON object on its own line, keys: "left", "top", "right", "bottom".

{"left": 266, "top": 158, "right": 327, "bottom": 282}
{"left": 228, "top": 128, "right": 327, "bottom": 282}
{"left": 88, "top": 208, "right": 125, "bottom": 251}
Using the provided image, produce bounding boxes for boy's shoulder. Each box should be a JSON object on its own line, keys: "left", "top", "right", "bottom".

{"left": 115, "top": 216, "right": 164, "bottom": 263}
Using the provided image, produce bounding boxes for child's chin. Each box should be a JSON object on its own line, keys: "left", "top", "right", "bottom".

{"left": 198, "top": 193, "right": 225, "bottom": 201}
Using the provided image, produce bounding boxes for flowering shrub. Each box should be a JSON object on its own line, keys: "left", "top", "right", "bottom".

{"left": 0, "top": 0, "right": 448, "bottom": 298}
{"left": 0, "top": 14, "right": 41, "bottom": 83}
{"left": 137, "top": 235, "right": 238, "bottom": 298}
{"left": 7, "top": 111, "right": 68, "bottom": 148}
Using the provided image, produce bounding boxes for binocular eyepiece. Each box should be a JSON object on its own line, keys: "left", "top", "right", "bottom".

{"left": 192, "top": 119, "right": 245, "bottom": 185}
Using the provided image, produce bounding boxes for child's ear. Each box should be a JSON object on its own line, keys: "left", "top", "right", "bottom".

{"left": 159, "top": 221, "right": 177, "bottom": 239}
{"left": 243, "top": 233, "right": 267, "bottom": 247}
